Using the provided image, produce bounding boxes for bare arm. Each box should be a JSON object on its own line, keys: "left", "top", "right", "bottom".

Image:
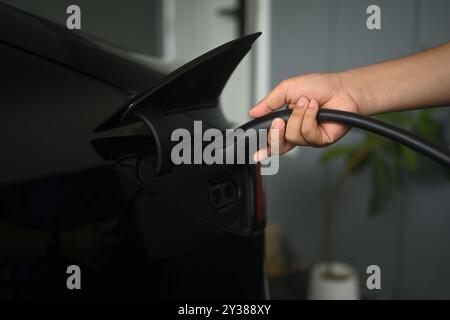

{"left": 345, "top": 41, "right": 450, "bottom": 115}
{"left": 249, "top": 41, "right": 450, "bottom": 157}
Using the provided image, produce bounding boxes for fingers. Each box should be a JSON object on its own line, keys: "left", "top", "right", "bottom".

{"left": 268, "top": 118, "right": 295, "bottom": 156}
{"left": 253, "top": 97, "right": 308, "bottom": 161}
{"left": 285, "top": 97, "right": 309, "bottom": 145}
{"left": 301, "top": 99, "right": 322, "bottom": 146}
{"left": 253, "top": 148, "right": 269, "bottom": 162}
{"left": 249, "top": 80, "right": 289, "bottom": 118}
{"left": 253, "top": 117, "right": 294, "bottom": 162}
{"left": 253, "top": 97, "right": 325, "bottom": 162}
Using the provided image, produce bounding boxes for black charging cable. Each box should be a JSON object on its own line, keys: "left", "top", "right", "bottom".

{"left": 237, "top": 108, "right": 450, "bottom": 168}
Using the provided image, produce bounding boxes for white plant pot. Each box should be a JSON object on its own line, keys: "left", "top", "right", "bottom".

{"left": 307, "top": 262, "right": 360, "bottom": 300}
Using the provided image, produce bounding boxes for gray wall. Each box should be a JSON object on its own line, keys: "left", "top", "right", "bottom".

{"left": 1, "top": 0, "right": 164, "bottom": 56}
{"left": 268, "top": 0, "right": 450, "bottom": 299}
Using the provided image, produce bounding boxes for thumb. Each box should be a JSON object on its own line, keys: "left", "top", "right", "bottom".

{"left": 249, "top": 81, "right": 289, "bottom": 118}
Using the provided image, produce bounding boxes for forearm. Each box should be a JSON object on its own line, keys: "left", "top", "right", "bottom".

{"left": 0, "top": 220, "right": 51, "bottom": 262}
{"left": 341, "top": 41, "right": 450, "bottom": 115}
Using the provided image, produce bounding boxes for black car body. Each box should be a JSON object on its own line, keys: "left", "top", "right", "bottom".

{"left": 0, "top": 3, "right": 265, "bottom": 299}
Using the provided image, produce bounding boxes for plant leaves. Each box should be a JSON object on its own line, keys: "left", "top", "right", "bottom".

{"left": 369, "top": 152, "right": 393, "bottom": 216}
{"left": 344, "top": 142, "right": 374, "bottom": 174}
{"left": 416, "top": 110, "right": 439, "bottom": 141}
{"left": 320, "top": 145, "right": 353, "bottom": 163}
{"left": 319, "top": 108, "right": 448, "bottom": 217}
{"left": 400, "top": 145, "right": 418, "bottom": 173}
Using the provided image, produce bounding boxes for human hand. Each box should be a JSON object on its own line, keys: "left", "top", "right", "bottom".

{"left": 249, "top": 72, "right": 367, "bottom": 159}
{"left": 59, "top": 219, "right": 119, "bottom": 271}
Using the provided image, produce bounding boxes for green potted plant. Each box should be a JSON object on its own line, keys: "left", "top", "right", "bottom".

{"left": 307, "top": 109, "right": 449, "bottom": 299}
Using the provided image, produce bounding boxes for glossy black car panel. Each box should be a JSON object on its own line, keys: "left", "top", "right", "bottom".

{"left": 0, "top": 3, "right": 265, "bottom": 299}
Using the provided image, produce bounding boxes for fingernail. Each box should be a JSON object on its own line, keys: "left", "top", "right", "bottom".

{"left": 308, "top": 100, "right": 317, "bottom": 109}
{"left": 254, "top": 149, "right": 268, "bottom": 162}
{"left": 297, "top": 97, "right": 308, "bottom": 108}
{"left": 271, "top": 118, "right": 284, "bottom": 129}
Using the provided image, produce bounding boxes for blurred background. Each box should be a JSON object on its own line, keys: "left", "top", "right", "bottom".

{"left": 3, "top": 0, "right": 449, "bottom": 299}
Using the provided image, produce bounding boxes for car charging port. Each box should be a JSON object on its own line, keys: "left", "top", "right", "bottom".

{"left": 210, "top": 181, "right": 238, "bottom": 209}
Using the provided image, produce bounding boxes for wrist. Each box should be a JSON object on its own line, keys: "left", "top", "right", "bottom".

{"left": 338, "top": 70, "right": 372, "bottom": 116}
